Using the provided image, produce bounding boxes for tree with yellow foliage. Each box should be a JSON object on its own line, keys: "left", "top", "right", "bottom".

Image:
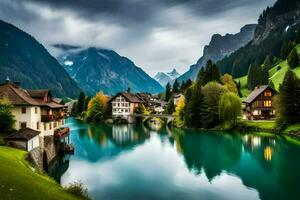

{"left": 221, "top": 73, "right": 238, "bottom": 94}
{"left": 86, "top": 92, "right": 109, "bottom": 122}
{"left": 173, "top": 96, "right": 185, "bottom": 127}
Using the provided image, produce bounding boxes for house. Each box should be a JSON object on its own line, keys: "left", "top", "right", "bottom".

{"left": 136, "top": 93, "right": 166, "bottom": 113}
{"left": 0, "top": 80, "right": 69, "bottom": 152}
{"left": 243, "top": 85, "right": 276, "bottom": 120}
{"left": 4, "top": 128, "right": 40, "bottom": 151}
{"left": 109, "top": 92, "right": 143, "bottom": 117}
{"left": 173, "top": 93, "right": 184, "bottom": 106}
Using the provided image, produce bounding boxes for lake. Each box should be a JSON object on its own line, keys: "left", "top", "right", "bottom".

{"left": 49, "top": 118, "right": 300, "bottom": 200}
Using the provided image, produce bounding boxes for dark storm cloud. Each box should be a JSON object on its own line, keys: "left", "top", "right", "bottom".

{"left": 22, "top": 0, "right": 270, "bottom": 24}
{"left": 0, "top": 0, "right": 276, "bottom": 75}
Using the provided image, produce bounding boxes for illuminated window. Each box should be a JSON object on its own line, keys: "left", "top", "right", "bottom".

{"left": 264, "top": 91, "right": 272, "bottom": 97}
{"left": 264, "top": 100, "right": 272, "bottom": 107}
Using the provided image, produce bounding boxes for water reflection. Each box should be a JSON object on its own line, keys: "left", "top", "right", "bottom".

{"left": 50, "top": 118, "right": 300, "bottom": 200}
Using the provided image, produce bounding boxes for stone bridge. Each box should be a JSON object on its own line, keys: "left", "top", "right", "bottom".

{"left": 132, "top": 114, "right": 176, "bottom": 124}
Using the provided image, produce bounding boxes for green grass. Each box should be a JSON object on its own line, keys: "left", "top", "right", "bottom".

{"left": 235, "top": 44, "right": 300, "bottom": 97}
{"left": 283, "top": 123, "right": 300, "bottom": 134}
{"left": 243, "top": 120, "right": 276, "bottom": 130}
{"left": 0, "top": 146, "right": 79, "bottom": 200}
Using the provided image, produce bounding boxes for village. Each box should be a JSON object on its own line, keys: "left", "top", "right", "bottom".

{"left": 0, "top": 73, "right": 278, "bottom": 169}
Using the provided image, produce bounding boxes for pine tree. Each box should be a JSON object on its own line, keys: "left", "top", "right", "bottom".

{"left": 278, "top": 70, "right": 300, "bottom": 123}
{"left": 165, "top": 82, "right": 171, "bottom": 102}
{"left": 165, "top": 98, "right": 175, "bottom": 114}
{"left": 287, "top": 48, "right": 299, "bottom": 69}
{"left": 263, "top": 55, "right": 272, "bottom": 71}
{"left": 197, "top": 68, "right": 207, "bottom": 86}
{"left": 77, "top": 92, "right": 86, "bottom": 114}
{"left": 247, "top": 64, "right": 255, "bottom": 90}
{"left": 172, "top": 79, "right": 180, "bottom": 93}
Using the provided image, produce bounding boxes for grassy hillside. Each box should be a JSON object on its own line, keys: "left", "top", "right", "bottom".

{"left": 0, "top": 146, "right": 78, "bottom": 200}
{"left": 236, "top": 44, "right": 300, "bottom": 97}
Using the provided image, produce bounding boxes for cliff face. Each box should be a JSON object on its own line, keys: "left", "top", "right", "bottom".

{"left": 178, "top": 24, "right": 256, "bottom": 82}
{"left": 217, "top": 0, "right": 300, "bottom": 78}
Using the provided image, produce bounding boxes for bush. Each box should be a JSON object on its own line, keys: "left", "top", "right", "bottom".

{"left": 64, "top": 181, "right": 91, "bottom": 200}
{"left": 277, "top": 66, "right": 282, "bottom": 71}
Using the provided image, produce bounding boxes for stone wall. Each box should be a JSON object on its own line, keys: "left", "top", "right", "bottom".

{"left": 28, "top": 147, "right": 43, "bottom": 169}
{"left": 43, "top": 135, "right": 59, "bottom": 164}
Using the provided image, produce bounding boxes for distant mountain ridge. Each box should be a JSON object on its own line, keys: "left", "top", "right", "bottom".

{"left": 154, "top": 68, "right": 180, "bottom": 86}
{"left": 177, "top": 24, "right": 257, "bottom": 82}
{"left": 54, "top": 45, "right": 164, "bottom": 95}
{"left": 0, "top": 20, "right": 82, "bottom": 98}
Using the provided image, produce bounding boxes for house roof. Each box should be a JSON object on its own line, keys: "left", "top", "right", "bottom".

{"left": 4, "top": 128, "right": 40, "bottom": 141}
{"left": 52, "top": 98, "right": 63, "bottom": 104}
{"left": 109, "top": 92, "right": 143, "bottom": 103}
{"left": 245, "top": 85, "right": 273, "bottom": 103}
{"left": 0, "top": 82, "right": 40, "bottom": 106}
{"left": 27, "top": 89, "right": 51, "bottom": 98}
{"left": 0, "top": 81, "right": 64, "bottom": 108}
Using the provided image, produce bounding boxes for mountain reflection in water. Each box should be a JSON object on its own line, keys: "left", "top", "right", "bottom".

{"left": 49, "top": 118, "right": 300, "bottom": 200}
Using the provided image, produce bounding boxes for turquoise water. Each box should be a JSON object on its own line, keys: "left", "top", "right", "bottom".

{"left": 49, "top": 118, "right": 300, "bottom": 200}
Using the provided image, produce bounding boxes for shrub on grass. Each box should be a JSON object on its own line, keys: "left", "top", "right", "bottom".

{"left": 64, "top": 181, "right": 91, "bottom": 200}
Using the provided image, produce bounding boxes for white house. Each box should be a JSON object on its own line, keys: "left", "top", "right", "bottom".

{"left": 109, "top": 92, "right": 143, "bottom": 117}
{"left": 0, "top": 80, "right": 69, "bottom": 151}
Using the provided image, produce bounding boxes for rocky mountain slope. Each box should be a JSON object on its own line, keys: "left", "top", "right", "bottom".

{"left": 54, "top": 45, "right": 164, "bottom": 95}
{"left": 177, "top": 24, "right": 256, "bottom": 82}
{"left": 217, "top": 0, "right": 300, "bottom": 78}
{"left": 0, "top": 20, "right": 81, "bottom": 98}
{"left": 154, "top": 69, "right": 180, "bottom": 86}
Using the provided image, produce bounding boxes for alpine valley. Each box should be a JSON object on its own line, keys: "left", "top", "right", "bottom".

{"left": 54, "top": 45, "right": 164, "bottom": 95}
{"left": 154, "top": 69, "right": 180, "bottom": 86}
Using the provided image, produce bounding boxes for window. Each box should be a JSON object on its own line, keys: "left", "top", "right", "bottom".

{"left": 20, "top": 122, "right": 27, "bottom": 129}
{"left": 21, "top": 107, "right": 26, "bottom": 114}
{"left": 264, "top": 91, "right": 272, "bottom": 97}
{"left": 35, "top": 107, "right": 38, "bottom": 114}
{"left": 36, "top": 122, "right": 40, "bottom": 130}
{"left": 54, "top": 122, "right": 57, "bottom": 128}
{"left": 264, "top": 100, "right": 272, "bottom": 107}
{"left": 44, "top": 123, "right": 46, "bottom": 130}
{"left": 49, "top": 123, "right": 52, "bottom": 130}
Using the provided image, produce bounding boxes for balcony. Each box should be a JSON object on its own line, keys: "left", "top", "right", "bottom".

{"left": 54, "top": 127, "right": 70, "bottom": 139}
{"left": 41, "top": 115, "right": 54, "bottom": 122}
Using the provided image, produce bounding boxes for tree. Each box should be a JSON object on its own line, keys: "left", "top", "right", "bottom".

{"left": 247, "top": 64, "right": 264, "bottom": 90}
{"left": 263, "top": 55, "right": 272, "bottom": 71}
{"left": 172, "top": 79, "right": 180, "bottom": 93}
{"left": 197, "top": 60, "right": 220, "bottom": 86}
{"left": 277, "top": 70, "right": 300, "bottom": 123}
{"left": 202, "top": 82, "right": 228, "bottom": 128}
{"left": 0, "top": 99, "right": 15, "bottom": 133}
{"left": 84, "top": 96, "right": 92, "bottom": 111}
{"left": 287, "top": 48, "right": 299, "bottom": 69}
{"left": 135, "top": 104, "right": 151, "bottom": 115}
{"left": 173, "top": 96, "right": 185, "bottom": 127}
{"left": 165, "top": 98, "right": 175, "bottom": 114}
{"left": 281, "top": 40, "right": 294, "bottom": 59}
{"left": 77, "top": 92, "right": 86, "bottom": 114}
{"left": 86, "top": 92, "right": 109, "bottom": 122}
{"left": 221, "top": 74, "right": 238, "bottom": 94}
{"left": 180, "top": 79, "right": 193, "bottom": 92}
{"left": 165, "top": 82, "right": 171, "bottom": 102}
{"left": 219, "top": 92, "right": 241, "bottom": 125}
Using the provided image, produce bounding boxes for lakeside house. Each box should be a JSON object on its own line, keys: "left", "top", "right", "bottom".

{"left": 0, "top": 79, "right": 71, "bottom": 166}
{"left": 109, "top": 92, "right": 143, "bottom": 117}
{"left": 109, "top": 91, "right": 167, "bottom": 121}
{"left": 243, "top": 85, "right": 276, "bottom": 120}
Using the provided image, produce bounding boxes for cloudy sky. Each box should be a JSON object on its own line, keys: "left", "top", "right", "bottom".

{"left": 0, "top": 0, "right": 276, "bottom": 76}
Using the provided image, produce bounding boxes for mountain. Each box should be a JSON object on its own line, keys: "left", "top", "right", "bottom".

{"left": 154, "top": 68, "right": 180, "bottom": 86}
{"left": 177, "top": 24, "right": 257, "bottom": 82}
{"left": 54, "top": 45, "right": 164, "bottom": 95}
{"left": 0, "top": 20, "right": 81, "bottom": 98}
{"left": 217, "top": 0, "right": 300, "bottom": 78}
